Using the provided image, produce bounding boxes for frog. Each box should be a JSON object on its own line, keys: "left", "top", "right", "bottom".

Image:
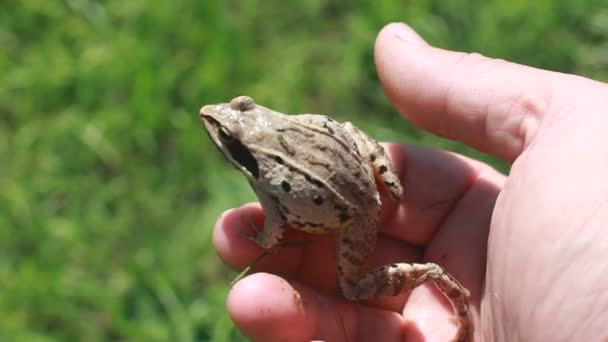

{"left": 200, "top": 95, "right": 473, "bottom": 342}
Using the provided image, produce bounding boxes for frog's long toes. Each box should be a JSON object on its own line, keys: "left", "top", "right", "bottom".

{"left": 244, "top": 230, "right": 264, "bottom": 243}
{"left": 244, "top": 231, "right": 278, "bottom": 251}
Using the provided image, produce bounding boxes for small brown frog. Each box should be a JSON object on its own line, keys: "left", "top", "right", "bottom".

{"left": 200, "top": 96, "right": 473, "bottom": 342}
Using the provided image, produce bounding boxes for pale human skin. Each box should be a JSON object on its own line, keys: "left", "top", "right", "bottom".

{"left": 212, "top": 23, "right": 608, "bottom": 341}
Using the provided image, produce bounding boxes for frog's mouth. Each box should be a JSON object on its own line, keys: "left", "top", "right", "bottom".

{"left": 199, "top": 114, "right": 219, "bottom": 140}
{"left": 199, "top": 113, "right": 222, "bottom": 147}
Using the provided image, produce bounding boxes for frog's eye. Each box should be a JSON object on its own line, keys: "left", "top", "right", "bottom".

{"left": 218, "top": 127, "right": 235, "bottom": 143}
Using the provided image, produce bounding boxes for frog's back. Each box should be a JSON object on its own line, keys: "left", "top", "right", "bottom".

{"left": 234, "top": 103, "right": 382, "bottom": 232}
{"left": 266, "top": 113, "right": 380, "bottom": 220}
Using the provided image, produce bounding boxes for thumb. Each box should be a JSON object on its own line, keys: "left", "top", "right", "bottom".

{"left": 375, "top": 23, "right": 570, "bottom": 162}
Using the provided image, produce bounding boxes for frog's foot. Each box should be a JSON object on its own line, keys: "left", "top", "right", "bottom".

{"left": 245, "top": 231, "right": 278, "bottom": 252}
{"left": 240, "top": 228, "right": 312, "bottom": 254}
{"left": 242, "top": 213, "right": 283, "bottom": 250}
{"left": 238, "top": 228, "right": 284, "bottom": 252}
{"left": 239, "top": 216, "right": 283, "bottom": 250}
{"left": 240, "top": 216, "right": 262, "bottom": 235}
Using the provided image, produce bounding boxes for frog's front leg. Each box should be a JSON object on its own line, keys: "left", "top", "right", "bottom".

{"left": 342, "top": 122, "right": 403, "bottom": 200}
{"left": 337, "top": 217, "right": 473, "bottom": 342}
{"left": 249, "top": 192, "right": 286, "bottom": 250}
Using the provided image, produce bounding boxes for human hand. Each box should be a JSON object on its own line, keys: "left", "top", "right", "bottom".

{"left": 213, "top": 23, "right": 608, "bottom": 341}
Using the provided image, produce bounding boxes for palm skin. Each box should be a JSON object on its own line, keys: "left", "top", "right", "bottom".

{"left": 212, "top": 23, "right": 608, "bottom": 341}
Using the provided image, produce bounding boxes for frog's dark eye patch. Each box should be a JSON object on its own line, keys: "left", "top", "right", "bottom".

{"left": 224, "top": 138, "right": 259, "bottom": 179}
{"left": 218, "top": 127, "right": 234, "bottom": 143}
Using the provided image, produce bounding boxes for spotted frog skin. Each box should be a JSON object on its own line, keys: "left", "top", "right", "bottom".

{"left": 200, "top": 96, "right": 473, "bottom": 342}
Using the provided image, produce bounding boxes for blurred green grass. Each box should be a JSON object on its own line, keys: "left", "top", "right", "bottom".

{"left": 1, "top": 1, "right": 607, "bottom": 341}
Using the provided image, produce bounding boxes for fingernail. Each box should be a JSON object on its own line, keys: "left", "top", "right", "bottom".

{"left": 387, "top": 22, "right": 428, "bottom": 46}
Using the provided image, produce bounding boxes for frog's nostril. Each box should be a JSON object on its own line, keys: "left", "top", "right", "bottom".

{"left": 229, "top": 96, "right": 255, "bottom": 112}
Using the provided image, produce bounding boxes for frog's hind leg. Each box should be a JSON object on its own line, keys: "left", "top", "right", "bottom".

{"left": 362, "top": 262, "right": 472, "bottom": 341}
{"left": 341, "top": 122, "right": 403, "bottom": 201}
{"left": 336, "top": 218, "right": 473, "bottom": 342}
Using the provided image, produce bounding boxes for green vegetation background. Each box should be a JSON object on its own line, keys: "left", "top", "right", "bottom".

{"left": 1, "top": 1, "right": 607, "bottom": 341}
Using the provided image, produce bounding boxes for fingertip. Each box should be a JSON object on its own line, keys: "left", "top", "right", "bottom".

{"left": 376, "top": 22, "right": 429, "bottom": 47}
{"left": 402, "top": 285, "right": 463, "bottom": 342}
{"left": 375, "top": 23, "right": 436, "bottom": 124}
{"left": 227, "top": 273, "right": 405, "bottom": 341}
{"left": 227, "top": 273, "right": 316, "bottom": 341}
{"left": 213, "top": 203, "right": 305, "bottom": 277}
{"left": 213, "top": 203, "right": 265, "bottom": 267}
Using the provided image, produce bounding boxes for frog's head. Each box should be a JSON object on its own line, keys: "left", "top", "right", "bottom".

{"left": 200, "top": 96, "right": 261, "bottom": 180}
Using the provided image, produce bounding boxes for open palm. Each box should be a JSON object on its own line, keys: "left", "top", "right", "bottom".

{"left": 212, "top": 24, "right": 608, "bottom": 341}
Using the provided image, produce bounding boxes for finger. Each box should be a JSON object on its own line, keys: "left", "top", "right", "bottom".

{"left": 213, "top": 203, "right": 312, "bottom": 277}
{"left": 382, "top": 143, "right": 503, "bottom": 304}
{"left": 226, "top": 273, "right": 319, "bottom": 342}
{"left": 382, "top": 143, "right": 503, "bottom": 247}
{"left": 422, "top": 158, "right": 502, "bottom": 302}
{"left": 402, "top": 283, "right": 467, "bottom": 342}
{"left": 215, "top": 144, "right": 503, "bottom": 304}
{"left": 214, "top": 202, "right": 422, "bottom": 305}
{"left": 375, "top": 23, "right": 572, "bottom": 161}
{"left": 227, "top": 272, "right": 425, "bottom": 342}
